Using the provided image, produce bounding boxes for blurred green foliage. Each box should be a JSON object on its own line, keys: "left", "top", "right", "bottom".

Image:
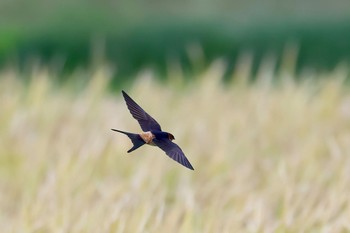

{"left": 0, "top": 0, "right": 350, "bottom": 81}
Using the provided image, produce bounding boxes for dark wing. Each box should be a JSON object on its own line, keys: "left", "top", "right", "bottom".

{"left": 153, "top": 138, "right": 194, "bottom": 170}
{"left": 122, "top": 90, "right": 162, "bottom": 131}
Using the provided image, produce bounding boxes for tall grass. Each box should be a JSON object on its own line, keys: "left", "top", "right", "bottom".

{"left": 1, "top": 62, "right": 350, "bottom": 232}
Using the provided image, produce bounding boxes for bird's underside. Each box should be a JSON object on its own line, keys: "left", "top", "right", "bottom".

{"left": 139, "top": 131, "right": 156, "bottom": 145}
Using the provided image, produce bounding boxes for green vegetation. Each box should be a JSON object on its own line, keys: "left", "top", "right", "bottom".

{"left": 1, "top": 0, "right": 350, "bottom": 81}
{"left": 1, "top": 62, "right": 350, "bottom": 232}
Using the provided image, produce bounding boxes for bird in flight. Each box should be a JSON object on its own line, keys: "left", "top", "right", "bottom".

{"left": 111, "top": 90, "right": 194, "bottom": 170}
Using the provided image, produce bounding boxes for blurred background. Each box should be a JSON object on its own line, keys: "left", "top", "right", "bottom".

{"left": 1, "top": 0, "right": 350, "bottom": 232}
{"left": 1, "top": 0, "right": 350, "bottom": 83}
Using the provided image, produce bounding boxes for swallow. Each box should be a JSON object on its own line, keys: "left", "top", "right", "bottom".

{"left": 111, "top": 90, "right": 194, "bottom": 170}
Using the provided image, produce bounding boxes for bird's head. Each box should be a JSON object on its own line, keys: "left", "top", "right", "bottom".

{"left": 168, "top": 133, "right": 175, "bottom": 141}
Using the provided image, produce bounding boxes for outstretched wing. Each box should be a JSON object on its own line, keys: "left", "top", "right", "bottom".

{"left": 153, "top": 138, "right": 194, "bottom": 170}
{"left": 122, "top": 90, "right": 162, "bottom": 131}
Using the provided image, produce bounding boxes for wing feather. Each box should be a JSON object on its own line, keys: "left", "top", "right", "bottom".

{"left": 153, "top": 138, "right": 194, "bottom": 170}
{"left": 122, "top": 91, "right": 162, "bottom": 131}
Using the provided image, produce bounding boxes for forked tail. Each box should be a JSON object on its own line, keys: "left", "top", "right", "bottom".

{"left": 111, "top": 129, "right": 145, "bottom": 153}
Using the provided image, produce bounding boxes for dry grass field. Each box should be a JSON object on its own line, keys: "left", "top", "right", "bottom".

{"left": 1, "top": 62, "right": 350, "bottom": 232}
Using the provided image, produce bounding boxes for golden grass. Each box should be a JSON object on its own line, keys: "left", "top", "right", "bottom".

{"left": 1, "top": 63, "right": 350, "bottom": 232}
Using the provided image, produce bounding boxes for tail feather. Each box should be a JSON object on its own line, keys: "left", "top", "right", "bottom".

{"left": 111, "top": 129, "right": 145, "bottom": 153}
